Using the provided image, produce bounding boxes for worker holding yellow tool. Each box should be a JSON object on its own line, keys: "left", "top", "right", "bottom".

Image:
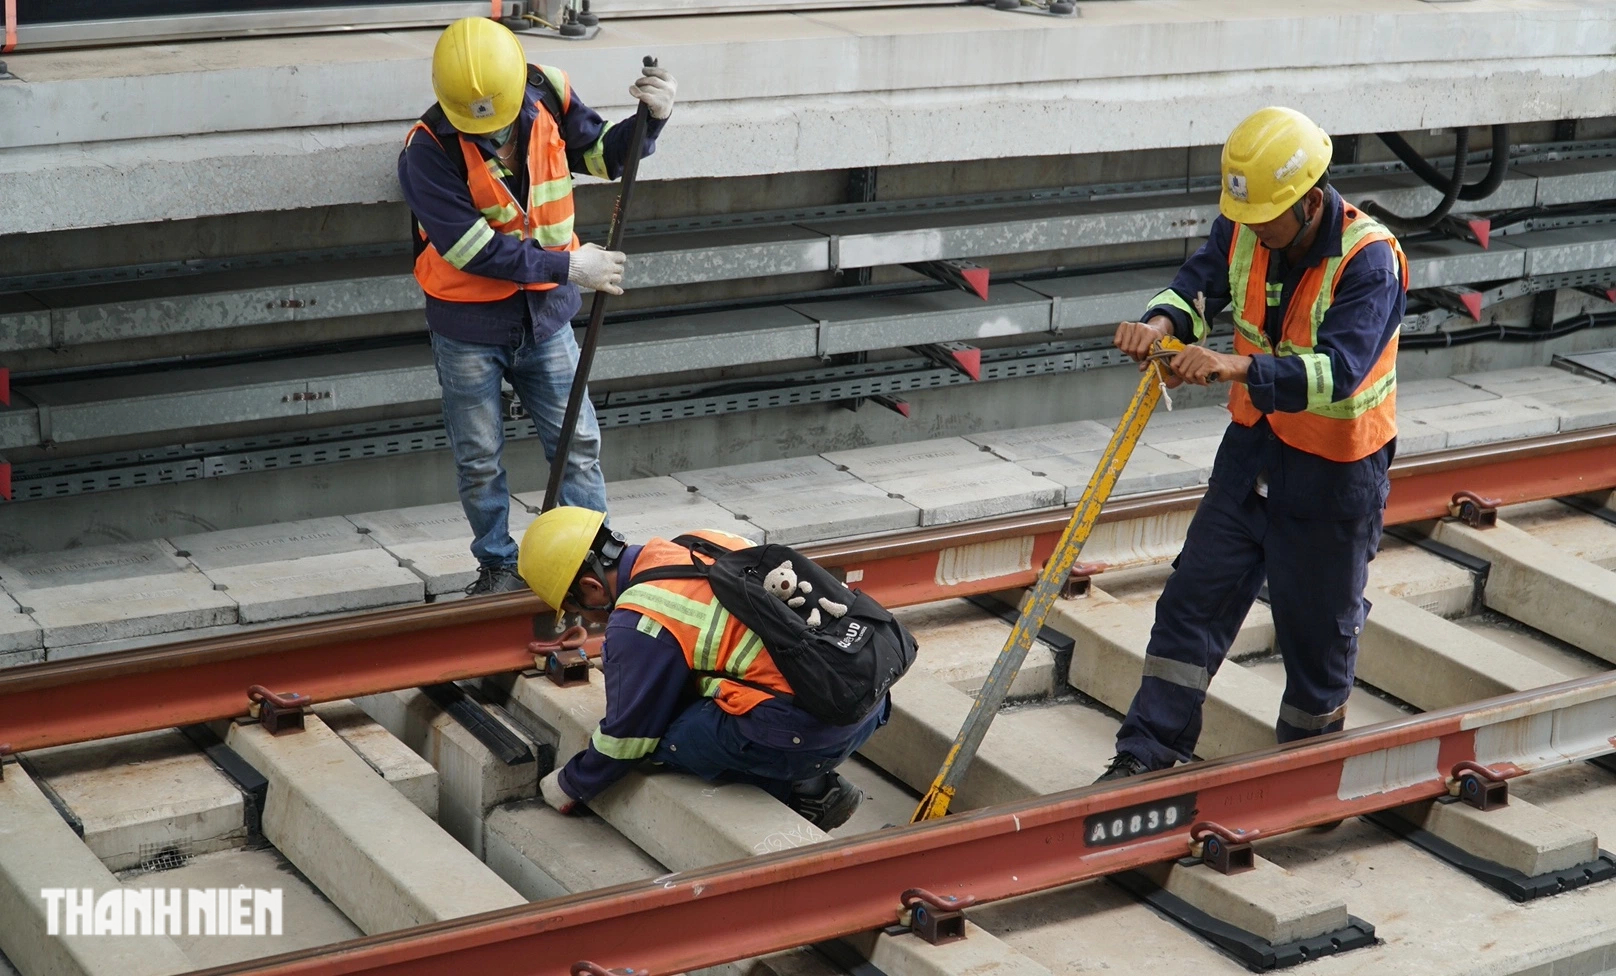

{"left": 1097, "top": 107, "right": 1409, "bottom": 780}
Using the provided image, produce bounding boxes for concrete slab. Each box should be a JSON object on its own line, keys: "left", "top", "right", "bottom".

{"left": 722, "top": 481, "right": 920, "bottom": 544}
{"left": 1357, "top": 589, "right": 1566, "bottom": 709}
{"left": 1368, "top": 537, "right": 1477, "bottom": 618}
{"left": 0, "top": 591, "right": 41, "bottom": 656}
{"left": 1402, "top": 397, "right": 1559, "bottom": 449}
{"left": 871, "top": 464, "right": 1064, "bottom": 526}
{"left": 349, "top": 501, "right": 535, "bottom": 596}
{"left": 310, "top": 700, "right": 439, "bottom": 819}
{"left": 1388, "top": 797, "right": 1599, "bottom": 877}
{"left": 673, "top": 456, "right": 855, "bottom": 502}
{"left": 1392, "top": 414, "right": 1449, "bottom": 456}
{"left": 614, "top": 503, "right": 767, "bottom": 546}
{"left": 0, "top": 539, "right": 190, "bottom": 590}
{"left": 822, "top": 437, "right": 997, "bottom": 481}
{"left": 23, "top": 730, "right": 247, "bottom": 873}
{"left": 1501, "top": 499, "right": 1616, "bottom": 571}
{"left": 0, "top": 764, "right": 193, "bottom": 976}
{"left": 1014, "top": 444, "right": 1204, "bottom": 503}
{"left": 0, "top": 648, "right": 42, "bottom": 669}
{"left": 25, "top": 572, "right": 237, "bottom": 648}
{"left": 1453, "top": 366, "right": 1600, "bottom": 398}
{"left": 1135, "top": 857, "right": 1350, "bottom": 946}
{"left": 965, "top": 420, "right": 1116, "bottom": 462}
{"left": 485, "top": 801, "right": 664, "bottom": 901}
{"left": 1514, "top": 383, "right": 1616, "bottom": 431}
{"left": 353, "top": 689, "right": 540, "bottom": 857}
{"left": 893, "top": 600, "right": 1056, "bottom": 700}
{"left": 1147, "top": 433, "right": 1224, "bottom": 472}
{"left": 126, "top": 847, "right": 362, "bottom": 971}
{"left": 202, "top": 549, "right": 423, "bottom": 623}
{"left": 170, "top": 516, "right": 373, "bottom": 570}
{"left": 859, "top": 670, "right": 1094, "bottom": 811}
{"left": 1432, "top": 519, "right": 1616, "bottom": 664}
{"left": 1395, "top": 377, "right": 1501, "bottom": 411}
{"left": 1131, "top": 405, "right": 1233, "bottom": 444}
{"left": 1040, "top": 587, "right": 1280, "bottom": 760}
{"left": 224, "top": 715, "right": 524, "bottom": 934}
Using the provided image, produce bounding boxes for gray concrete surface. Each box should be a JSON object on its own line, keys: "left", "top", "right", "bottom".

{"left": 309, "top": 700, "right": 439, "bottom": 818}
{"left": 0, "top": 764, "right": 193, "bottom": 976}
{"left": 224, "top": 716, "right": 523, "bottom": 935}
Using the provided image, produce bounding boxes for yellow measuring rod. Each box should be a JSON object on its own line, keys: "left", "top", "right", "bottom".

{"left": 911, "top": 336, "right": 1186, "bottom": 823}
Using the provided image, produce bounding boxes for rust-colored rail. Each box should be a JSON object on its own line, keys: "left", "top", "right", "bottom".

{"left": 186, "top": 670, "right": 1616, "bottom": 976}
{"left": 0, "top": 427, "right": 1613, "bottom": 754}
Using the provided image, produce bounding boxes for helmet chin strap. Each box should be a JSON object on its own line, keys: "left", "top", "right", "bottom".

{"left": 1281, "top": 197, "right": 1316, "bottom": 251}
{"left": 567, "top": 529, "right": 628, "bottom": 613}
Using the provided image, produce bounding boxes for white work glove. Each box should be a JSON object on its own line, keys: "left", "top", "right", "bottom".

{"left": 541, "top": 769, "right": 578, "bottom": 815}
{"left": 567, "top": 242, "right": 626, "bottom": 296}
{"left": 629, "top": 65, "right": 677, "bottom": 120}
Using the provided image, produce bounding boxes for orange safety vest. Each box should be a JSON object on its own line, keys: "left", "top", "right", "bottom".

{"left": 1220, "top": 205, "right": 1408, "bottom": 463}
{"left": 614, "top": 531, "right": 795, "bottom": 717}
{"left": 405, "top": 64, "right": 580, "bottom": 304}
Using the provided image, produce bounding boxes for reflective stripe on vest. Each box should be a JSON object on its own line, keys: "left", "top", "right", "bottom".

{"left": 614, "top": 532, "right": 791, "bottom": 717}
{"left": 408, "top": 63, "right": 581, "bottom": 304}
{"left": 1225, "top": 206, "right": 1408, "bottom": 462}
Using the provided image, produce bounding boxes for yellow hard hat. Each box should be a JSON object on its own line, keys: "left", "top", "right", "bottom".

{"left": 1220, "top": 107, "right": 1333, "bottom": 225}
{"left": 431, "top": 17, "right": 528, "bottom": 135}
{"left": 518, "top": 506, "right": 607, "bottom": 609}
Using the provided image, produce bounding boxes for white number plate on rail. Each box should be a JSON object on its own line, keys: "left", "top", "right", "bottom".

{"left": 1084, "top": 793, "right": 1197, "bottom": 847}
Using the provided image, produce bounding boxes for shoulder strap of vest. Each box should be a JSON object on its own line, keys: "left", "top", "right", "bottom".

{"left": 409, "top": 105, "right": 470, "bottom": 260}
{"left": 527, "top": 65, "right": 567, "bottom": 126}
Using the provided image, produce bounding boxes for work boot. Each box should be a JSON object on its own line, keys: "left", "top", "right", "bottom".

{"left": 1093, "top": 752, "right": 1150, "bottom": 784}
{"left": 787, "top": 772, "right": 862, "bottom": 831}
{"left": 465, "top": 565, "right": 527, "bottom": 597}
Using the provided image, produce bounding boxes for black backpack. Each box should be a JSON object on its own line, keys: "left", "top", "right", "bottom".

{"left": 409, "top": 65, "right": 567, "bottom": 259}
{"left": 629, "top": 535, "right": 918, "bottom": 727}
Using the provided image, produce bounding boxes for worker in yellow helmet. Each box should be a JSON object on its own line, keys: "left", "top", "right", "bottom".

{"left": 518, "top": 507, "right": 892, "bottom": 831}
{"left": 1098, "top": 107, "right": 1409, "bottom": 781}
{"left": 399, "top": 17, "right": 676, "bottom": 596}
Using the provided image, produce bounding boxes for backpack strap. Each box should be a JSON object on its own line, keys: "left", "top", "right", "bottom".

{"left": 409, "top": 104, "right": 471, "bottom": 260}
{"left": 526, "top": 64, "right": 567, "bottom": 126}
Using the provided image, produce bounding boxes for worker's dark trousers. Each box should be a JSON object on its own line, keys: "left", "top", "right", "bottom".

{"left": 1114, "top": 486, "right": 1382, "bottom": 771}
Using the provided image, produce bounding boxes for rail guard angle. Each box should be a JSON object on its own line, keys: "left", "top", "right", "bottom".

{"left": 184, "top": 670, "right": 1616, "bottom": 976}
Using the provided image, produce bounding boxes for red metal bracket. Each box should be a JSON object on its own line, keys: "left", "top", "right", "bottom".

{"left": 0, "top": 367, "right": 9, "bottom": 406}
{"left": 1190, "top": 822, "right": 1257, "bottom": 875}
{"left": 869, "top": 394, "right": 911, "bottom": 418}
{"left": 1061, "top": 561, "right": 1108, "bottom": 599}
{"left": 247, "top": 685, "right": 310, "bottom": 735}
{"left": 0, "top": 459, "right": 10, "bottom": 502}
{"left": 904, "top": 260, "right": 990, "bottom": 301}
{"left": 1450, "top": 761, "right": 1508, "bottom": 810}
{"left": 913, "top": 341, "right": 983, "bottom": 381}
{"left": 1448, "top": 491, "right": 1499, "bottom": 528}
{"left": 531, "top": 624, "right": 591, "bottom": 686}
{"left": 901, "top": 888, "right": 973, "bottom": 945}
{"left": 571, "top": 963, "right": 640, "bottom": 976}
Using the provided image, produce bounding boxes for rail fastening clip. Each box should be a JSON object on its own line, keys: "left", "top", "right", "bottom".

{"left": 1189, "top": 821, "right": 1258, "bottom": 875}
{"left": 1450, "top": 761, "right": 1509, "bottom": 810}
{"left": 532, "top": 624, "right": 592, "bottom": 687}
{"left": 901, "top": 887, "right": 974, "bottom": 945}
{"left": 247, "top": 685, "right": 311, "bottom": 736}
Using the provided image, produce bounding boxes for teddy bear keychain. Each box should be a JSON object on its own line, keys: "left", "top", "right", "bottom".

{"left": 762, "top": 559, "right": 848, "bottom": 627}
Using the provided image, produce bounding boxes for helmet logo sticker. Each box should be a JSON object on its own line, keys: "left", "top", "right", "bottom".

{"left": 470, "top": 97, "right": 496, "bottom": 119}
{"left": 1226, "top": 172, "right": 1248, "bottom": 202}
{"left": 1274, "top": 148, "right": 1308, "bottom": 182}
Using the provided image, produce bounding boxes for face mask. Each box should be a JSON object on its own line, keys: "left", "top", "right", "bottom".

{"left": 490, "top": 124, "right": 516, "bottom": 148}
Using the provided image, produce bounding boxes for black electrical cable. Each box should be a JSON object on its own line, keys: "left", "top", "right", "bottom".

{"left": 1402, "top": 309, "right": 1616, "bottom": 349}
{"left": 1361, "top": 128, "right": 1469, "bottom": 234}
{"left": 1377, "top": 125, "right": 1511, "bottom": 202}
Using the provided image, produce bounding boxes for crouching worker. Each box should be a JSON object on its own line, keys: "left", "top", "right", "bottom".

{"left": 519, "top": 507, "right": 916, "bottom": 830}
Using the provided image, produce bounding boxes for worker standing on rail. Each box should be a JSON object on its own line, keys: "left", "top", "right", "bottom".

{"left": 517, "top": 507, "right": 889, "bottom": 830}
{"left": 1097, "top": 107, "right": 1408, "bottom": 781}
{"left": 398, "top": 17, "right": 677, "bottom": 596}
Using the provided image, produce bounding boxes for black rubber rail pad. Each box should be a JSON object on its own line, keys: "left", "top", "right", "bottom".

{"left": 1109, "top": 867, "right": 1376, "bottom": 971}
{"left": 179, "top": 723, "right": 270, "bottom": 846}
{"left": 420, "top": 682, "right": 536, "bottom": 768}
{"left": 1362, "top": 808, "right": 1616, "bottom": 902}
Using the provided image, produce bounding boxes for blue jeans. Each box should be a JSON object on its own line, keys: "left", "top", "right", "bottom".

{"left": 431, "top": 329, "right": 608, "bottom": 569}
{"left": 646, "top": 699, "right": 885, "bottom": 801}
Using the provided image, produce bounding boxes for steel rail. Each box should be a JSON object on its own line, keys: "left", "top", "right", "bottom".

{"left": 1, "top": 426, "right": 1614, "bottom": 755}
{"left": 186, "top": 669, "right": 1616, "bottom": 976}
